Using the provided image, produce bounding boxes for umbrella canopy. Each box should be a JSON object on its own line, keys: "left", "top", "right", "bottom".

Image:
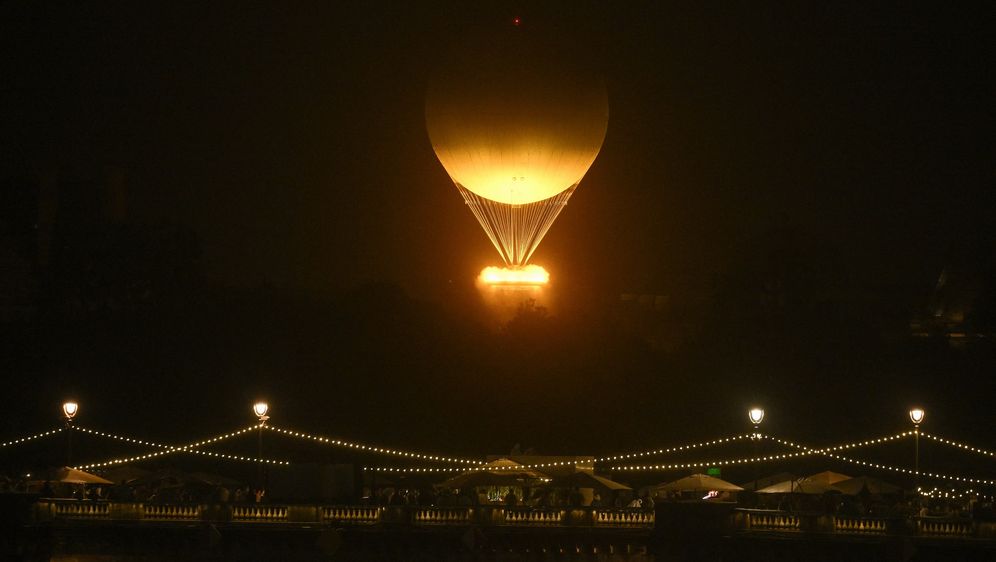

{"left": 757, "top": 478, "right": 834, "bottom": 494}
{"left": 832, "top": 476, "right": 903, "bottom": 496}
{"left": 757, "top": 471, "right": 851, "bottom": 494}
{"left": 655, "top": 473, "right": 744, "bottom": 493}
{"left": 740, "top": 472, "right": 797, "bottom": 491}
{"left": 558, "top": 471, "right": 631, "bottom": 492}
{"left": 188, "top": 472, "right": 241, "bottom": 487}
{"left": 805, "top": 471, "right": 852, "bottom": 486}
{"left": 132, "top": 468, "right": 205, "bottom": 488}
{"left": 440, "top": 459, "right": 549, "bottom": 490}
{"left": 48, "top": 467, "right": 113, "bottom": 485}
{"left": 98, "top": 465, "right": 152, "bottom": 485}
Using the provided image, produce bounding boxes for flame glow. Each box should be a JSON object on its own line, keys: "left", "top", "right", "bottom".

{"left": 479, "top": 265, "right": 550, "bottom": 285}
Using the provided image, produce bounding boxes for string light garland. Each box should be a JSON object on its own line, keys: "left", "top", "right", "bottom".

{"left": 72, "top": 424, "right": 290, "bottom": 469}
{"left": 768, "top": 431, "right": 912, "bottom": 453}
{"left": 920, "top": 432, "right": 996, "bottom": 458}
{"left": 361, "top": 432, "right": 919, "bottom": 473}
{"left": 610, "top": 450, "right": 814, "bottom": 472}
{"left": 265, "top": 424, "right": 482, "bottom": 465}
{"left": 365, "top": 451, "right": 816, "bottom": 474}
{"left": 768, "top": 435, "right": 996, "bottom": 486}
{"left": 594, "top": 435, "right": 753, "bottom": 463}
{"left": 1, "top": 428, "right": 62, "bottom": 448}
{"left": 76, "top": 447, "right": 289, "bottom": 470}
{"left": 74, "top": 424, "right": 260, "bottom": 451}
{"left": 919, "top": 486, "right": 978, "bottom": 500}
{"left": 14, "top": 417, "right": 991, "bottom": 485}
{"left": 606, "top": 432, "right": 921, "bottom": 472}
{"left": 362, "top": 435, "right": 762, "bottom": 473}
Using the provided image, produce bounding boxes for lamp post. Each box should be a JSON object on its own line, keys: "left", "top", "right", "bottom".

{"left": 253, "top": 402, "right": 269, "bottom": 496}
{"left": 748, "top": 407, "right": 764, "bottom": 495}
{"left": 909, "top": 407, "right": 924, "bottom": 497}
{"left": 62, "top": 401, "right": 78, "bottom": 466}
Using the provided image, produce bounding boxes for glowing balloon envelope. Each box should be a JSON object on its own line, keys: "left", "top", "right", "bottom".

{"left": 426, "top": 27, "right": 608, "bottom": 266}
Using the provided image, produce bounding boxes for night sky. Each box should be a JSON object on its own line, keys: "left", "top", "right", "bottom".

{"left": 1, "top": 3, "right": 993, "bottom": 479}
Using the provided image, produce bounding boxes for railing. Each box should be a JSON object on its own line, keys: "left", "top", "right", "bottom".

{"left": 28, "top": 500, "right": 993, "bottom": 540}
{"left": 743, "top": 510, "right": 801, "bottom": 532}
{"left": 501, "top": 508, "right": 566, "bottom": 526}
{"left": 232, "top": 505, "right": 288, "bottom": 521}
{"left": 53, "top": 501, "right": 109, "bottom": 518}
{"left": 413, "top": 507, "right": 472, "bottom": 525}
{"left": 593, "top": 509, "right": 655, "bottom": 528}
{"left": 918, "top": 517, "right": 974, "bottom": 538}
{"left": 835, "top": 517, "right": 887, "bottom": 534}
{"left": 323, "top": 506, "right": 382, "bottom": 525}
{"left": 144, "top": 503, "right": 200, "bottom": 520}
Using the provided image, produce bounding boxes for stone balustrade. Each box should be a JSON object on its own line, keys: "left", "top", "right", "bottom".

{"left": 918, "top": 517, "right": 974, "bottom": 537}
{"left": 231, "top": 505, "right": 288, "bottom": 521}
{"left": 144, "top": 503, "right": 200, "bottom": 520}
{"left": 743, "top": 510, "right": 800, "bottom": 531}
{"left": 28, "top": 500, "right": 990, "bottom": 539}
{"left": 835, "top": 516, "right": 888, "bottom": 534}
{"left": 322, "top": 506, "right": 382, "bottom": 524}
{"left": 413, "top": 506, "right": 472, "bottom": 525}
{"left": 53, "top": 501, "right": 109, "bottom": 518}
{"left": 593, "top": 509, "right": 655, "bottom": 527}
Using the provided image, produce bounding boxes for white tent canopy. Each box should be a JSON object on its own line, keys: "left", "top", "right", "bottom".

{"left": 654, "top": 473, "right": 744, "bottom": 493}
{"left": 832, "top": 476, "right": 903, "bottom": 495}
{"left": 757, "top": 471, "right": 852, "bottom": 494}
{"left": 440, "top": 459, "right": 549, "bottom": 490}
{"left": 47, "top": 467, "right": 113, "bottom": 485}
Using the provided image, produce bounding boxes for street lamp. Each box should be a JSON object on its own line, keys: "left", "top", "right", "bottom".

{"left": 62, "top": 402, "right": 78, "bottom": 422}
{"left": 910, "top": 407, "right": 924, "bottom": 496}
{"left": 253, "top": 402, "right": 270, "bottom": 423}
{"left": 253, "top": 401, "right": 270, "bottom": 497}
{"left": 62, "top": 401, "right": 78, "bottom": 465}
{"left": 748, "top": 407, "right": 765, "bottom": 497}
{"left": 748, "top": 407, "right": 765, "bottom": 430}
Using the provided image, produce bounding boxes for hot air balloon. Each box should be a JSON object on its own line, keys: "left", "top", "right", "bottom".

{"left": 426, "top": 25, "right": 608, "bottom": 283}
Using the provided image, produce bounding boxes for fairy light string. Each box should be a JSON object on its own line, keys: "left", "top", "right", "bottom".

{"left": 12, "top": 419, "right": 992, "bottom": 485}
{"left": 265, "top": 424, "right": 482, "bottom": 465}
{"left": 74, "top": 424, "right": 258, "bottom": 451}
{"left": 768, "top": 435, "right": 996, "bottom": 486}
{"left": 920, "top": 431, "right": 996, "bottom": 458}
{"left": 362, "top": 434, "right": 765, "bottom": 473}
{"left": 362, "top": 432, "right": 914, "bottom": 473}
{"left": 72, "top": 424, "right": 290, "bottom": 469}
{"left": 0, "top": 428, "right": 62, "bottom": 448}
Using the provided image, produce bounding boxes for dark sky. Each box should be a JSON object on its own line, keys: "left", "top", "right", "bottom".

{"left": 1, "top": 3, "right": 994, "bottom": 476}
{"left": 3, "top": 2, "right": 992, "bottom": 298}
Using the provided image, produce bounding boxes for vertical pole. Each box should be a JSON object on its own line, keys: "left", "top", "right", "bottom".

{"left": 257, "top": 424, "right": 263, "bottom": 492}
{"left": 752, "top": 425, "right": 759, "bottom": 494}
{"left": 66, "top": 424, "right": 73, "bottom": 467}
{"left": 914, "top": 428, "right": 920, "bottom": 494}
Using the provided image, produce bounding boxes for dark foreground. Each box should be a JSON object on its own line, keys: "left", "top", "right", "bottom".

{"left": 16, "top": 526, "right": 996, "bottom": 562}
{"left": 2, "top": 497, "right": 994, "bottom": 561}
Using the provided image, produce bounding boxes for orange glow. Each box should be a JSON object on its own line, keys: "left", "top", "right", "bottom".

{"left": 426, "top": 44, "right": 608, "bottom": 206}
{"left": 479, "top": 265, "right": 549, "bottom": 285}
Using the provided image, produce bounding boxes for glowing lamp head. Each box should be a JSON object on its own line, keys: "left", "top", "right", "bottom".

{"left": 62, "top": 401, "right": 78, "bottom": 421}
{"left": 479, "top": 265, "right": 549, "bottom": 286}
{"left": 909, "top": 407, "right": 925, "bottom": 426}
{"left": 253, "top": 401, "right": 269, "bottom": 421}
{"left": 748, "top": 407, "right": 765, "bottom": 426}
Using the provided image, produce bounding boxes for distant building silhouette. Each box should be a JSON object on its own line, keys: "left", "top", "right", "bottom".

{"left": 0, "top": 167, "right": 130, "bottom": 320}
{"left": 910, "top": 248, "right": 995, "bottom": 346}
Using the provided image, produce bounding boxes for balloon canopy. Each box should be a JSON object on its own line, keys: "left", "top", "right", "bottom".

{"left": 426, "top": 25, "right": 608, "bottom": 266}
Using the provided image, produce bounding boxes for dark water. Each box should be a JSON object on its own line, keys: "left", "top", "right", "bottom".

{"left": 29, "top": 525, "right": 996, "bottom": 561}
{"left": 42, "top": 541, "right": 996, "bottom": 562}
